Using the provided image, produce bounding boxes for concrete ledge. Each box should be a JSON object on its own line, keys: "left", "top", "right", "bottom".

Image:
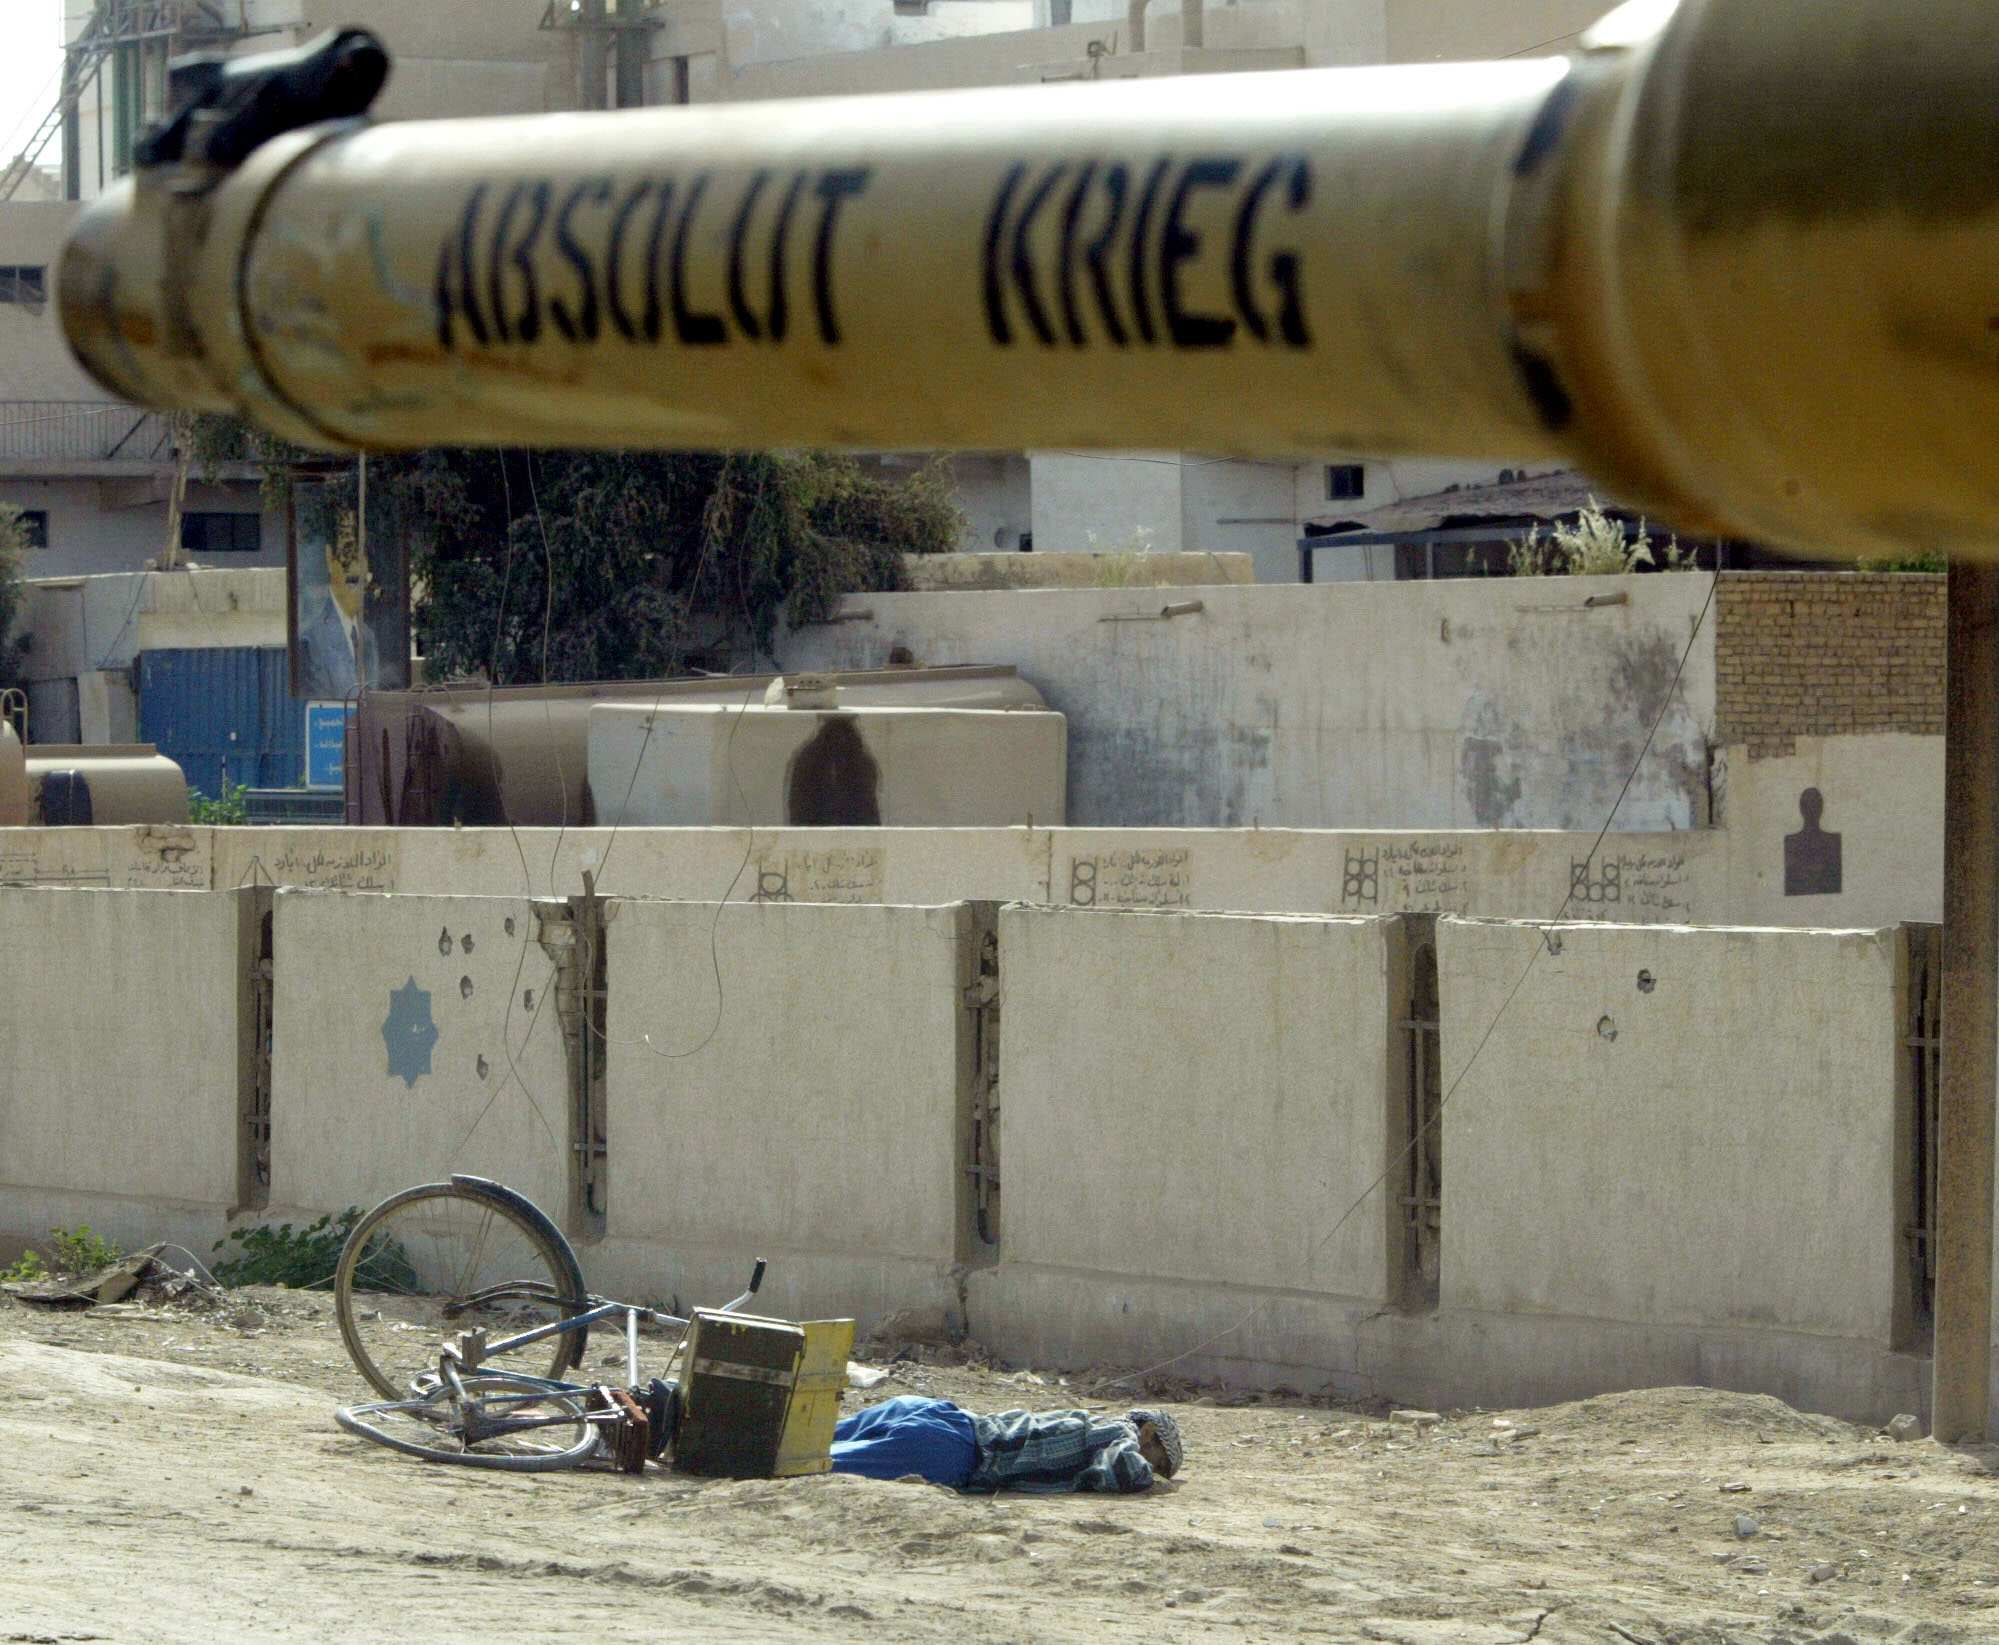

{"left": 969, "top": 1266, "right": 1930, "bottom": 1426}
{"left": 967, "top": 1264, "right": 1387, "bottom": 1398}
{"left": 0, "top": 1187, "right": 233, "bottom": 1272}
{"left": 901, "top": 552, "right": 1253, "bottom": 591}
{"left": 581, "top": 1237, "right": 962, "bottom": 1334}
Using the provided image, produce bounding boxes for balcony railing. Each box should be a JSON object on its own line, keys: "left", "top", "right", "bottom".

{"left": 0, "top": 399, "right": 174, "bottom": 463}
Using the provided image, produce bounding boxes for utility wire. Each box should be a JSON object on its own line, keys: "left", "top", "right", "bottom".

{"left": 1108, "top": 571, "right": 1720, "bottom": 1388}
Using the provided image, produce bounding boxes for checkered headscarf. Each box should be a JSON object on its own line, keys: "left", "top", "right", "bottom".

{"left": 1128, "top": 1408, "right": 1184, "bottom": 1476}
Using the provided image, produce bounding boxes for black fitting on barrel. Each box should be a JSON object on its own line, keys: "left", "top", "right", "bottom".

{"left": 134, "top": 28, "right": 390, "bottom": 171}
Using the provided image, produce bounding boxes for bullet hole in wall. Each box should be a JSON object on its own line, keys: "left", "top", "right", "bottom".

{"left": 1636, "top": 970, "right": 1656, "bottom": 993}
{"left": 1597, "top": 1015, "right": 1618, "bottom": 1042}
{"left": 460, "top": 976, "right": 474, "bottom": 999}
{"left": 438, "top": 927, "right": 453, "bottom": 955}
{"left": 476, "top": 1054, "right": 490, "bottom": 1080}
{"left": 523, "top": 988, "right": 535, "bottom": 1011}
{"left": 505, "top": 917, "right": 516, "bottom": 937}
{"left": 461, "top": 933, "right": 475, "bottom": 954}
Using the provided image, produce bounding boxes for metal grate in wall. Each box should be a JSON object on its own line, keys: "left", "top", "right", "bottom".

{"left": 1401, "top": 935, "right": 1443, "bottom": 1310}
{"left": 1906, "top": 922, "right": 1941, "bottom": 1334}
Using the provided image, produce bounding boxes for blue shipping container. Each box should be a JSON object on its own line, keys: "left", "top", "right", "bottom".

{"left": 138, "top": 647, "right": 310, "bottom": 800}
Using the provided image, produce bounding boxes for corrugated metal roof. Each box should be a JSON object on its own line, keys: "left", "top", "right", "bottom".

{"left": 1305, "top": 469, "right": 1628, "bottom": 536}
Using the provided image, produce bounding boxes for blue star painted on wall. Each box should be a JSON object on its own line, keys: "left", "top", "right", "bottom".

{"left": 382, "top": 976, "right": 439, "bottom": 1089}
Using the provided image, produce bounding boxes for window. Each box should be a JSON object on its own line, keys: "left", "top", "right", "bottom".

{"left": 0, "top": 266, "right": 47, "bottom": 307}
{"left": 181, "top": 512, "right": 262, "bottom": 555}
{"left": 12, "top": 509, "right": 47, "bottom": 550}
{"left": 1326, "top": 463, "right": 1366, "bottom": 501}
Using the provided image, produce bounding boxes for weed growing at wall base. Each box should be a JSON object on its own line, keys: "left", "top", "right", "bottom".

{"left": 212, "top": 1209, "right": 362, "bottom": 1289}
{"left": 1, "top": 1225, "right": 124, "bottom": 1283}
{"left": 211, "top": 1209, "right": 419, "bottom": 1291}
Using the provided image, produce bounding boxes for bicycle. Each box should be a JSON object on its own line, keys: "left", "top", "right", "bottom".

{"left": 330, "top": 1174, "right": 772, "bottom": 1472}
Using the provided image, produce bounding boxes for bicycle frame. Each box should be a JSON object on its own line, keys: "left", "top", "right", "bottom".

{"left": 438, "top": 1259, "right": 767, "bottom": 1393}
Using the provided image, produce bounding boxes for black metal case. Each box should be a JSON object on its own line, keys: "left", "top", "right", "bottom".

{"left": 671, "top": 1310, "right": 805, "bottom": 1478}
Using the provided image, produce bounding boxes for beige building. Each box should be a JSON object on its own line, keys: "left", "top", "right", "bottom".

{"left": 7, "top": 0, "right": 1603, "bottom": 582}
{"left": 0, "top": 196, "right": 275, "bottom": 581}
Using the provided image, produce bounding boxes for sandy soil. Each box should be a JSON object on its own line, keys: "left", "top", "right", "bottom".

{"left": 2, "top": 1284, "right": 1996, "bottom": 1645}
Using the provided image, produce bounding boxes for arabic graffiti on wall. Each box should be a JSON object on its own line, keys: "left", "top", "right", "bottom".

{"left": 1339, "top": 839, "right": 1470, "bottom": 913}
{"left": 268, "top": 844, "right": 398, "bottom": 893}
{"left": 749, "top": 847, "right": 886, "bottom": 904}
{"left": 1068, "top": 848, "right": 1193, "bottom": 910}
{"left": 1568, "top": 851, "right": 1694, "bottom": 923}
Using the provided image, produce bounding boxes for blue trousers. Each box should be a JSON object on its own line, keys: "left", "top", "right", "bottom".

{"left": 829, "top": 1395, "right": 979, "bottom": 1485}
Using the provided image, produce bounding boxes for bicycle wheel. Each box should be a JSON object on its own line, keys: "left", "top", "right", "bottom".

{"left": 336, "top": 1373, "right": 600, "bottom": 1471}
{"left": 335, "top": 1181, "right": 589, "bottom": 1400}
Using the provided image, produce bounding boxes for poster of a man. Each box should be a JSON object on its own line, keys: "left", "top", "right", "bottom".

{"left": 289, "top": 467, "right": 410, "bottom": 699}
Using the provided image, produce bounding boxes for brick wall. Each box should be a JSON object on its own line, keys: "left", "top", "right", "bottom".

{"left": 1714, "top": 572, "right": 1944, "bottom": 758}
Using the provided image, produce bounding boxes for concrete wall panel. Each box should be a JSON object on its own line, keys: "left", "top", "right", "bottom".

{"left": 782, "top": 575, "right": 1718, "bottom": 832}
{"left": 975, "top": 906, "right": 1397, "bottom": 1372}
{"left": 1721, "top": 734, "right": 1943, "bottom": 927}
{"left": 0, "top": 887, "right": 251, "bottom": 1248}
{"left": 1440, "top": 918, "right": 1902, "bottom": 1344}
{"left": 268, "top": 891, "right": 569, "bottom": 1222}
{"left": 603, "top": 900, "right": 975, "bottom": 1321}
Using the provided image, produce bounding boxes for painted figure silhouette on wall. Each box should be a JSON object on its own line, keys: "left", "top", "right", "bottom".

{"left": 1784, "top": 787, "right": 1842, "bottom": 897}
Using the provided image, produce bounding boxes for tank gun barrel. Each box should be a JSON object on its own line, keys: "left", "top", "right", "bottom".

{"left": 56, "top": 1, "right": 1999, "bottom": 561}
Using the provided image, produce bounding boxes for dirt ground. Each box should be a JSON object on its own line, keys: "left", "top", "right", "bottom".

{"left": 2, "top": 1284, "right": 1997, "bottom": 1645}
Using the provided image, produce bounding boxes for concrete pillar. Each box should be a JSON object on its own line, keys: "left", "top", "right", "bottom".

{"left": 1935, "top": 562, "right": 1999, "bottom": 1442}
{"left": 78, "top": 670, "right": 137, "bottom": 745}
{"left": 615, "top": 0, "right": 647, "bottom": 109}
{"left": 579, "top": 0, "right": 609, "bottom": 110}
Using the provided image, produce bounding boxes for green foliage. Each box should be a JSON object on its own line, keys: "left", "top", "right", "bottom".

{"left": 1855, "top": 551, "right": 1949, "bottom": 573}
{"left": 185, "top": 413, "right": 309, "bottom": 507}
{"left": 50, "top": 1225, "right": 122, "bottom": 1274}
{"left": 189, "top": 777, "right": 251, "bottom": 825}
{"left": 0, "top": 501, "right": 30, "bottom": 690}
{"left": 211, "top": 1208, "right": 410, "bottom": 1291}
{"left": 3, "top": 1224, "right": 122, "bottom": 1282}
{"left": 238, "top": 444, "right": 961, "bottom": 685}
{"left": 1510, "top": 500, "right": 1693, "bottom": 577}
{"left": 0, "top": 1249, "right": 45, "bottom": 1283}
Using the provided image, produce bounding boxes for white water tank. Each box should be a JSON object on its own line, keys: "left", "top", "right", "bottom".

{"left": 0, "top": 721, "right": 27, "bottom": 826}
{"left": 587, "top": 692, "right": 1066, "bottom": 829}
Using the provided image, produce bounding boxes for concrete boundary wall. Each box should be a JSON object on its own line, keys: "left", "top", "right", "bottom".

{"left": 0, "top": 823, "right": 1732, "bottom": 925}
{"left": 1433, "top": 917, "right": 1922, "bottom": 1421}
{"left": 0, "top": 811, "right": 1945, "bottom": 927}
{"left": 972, "top": 906, "right": 1406, "bottom": 1385}
{"left": 267, "top": 891, "right": 571, "bottom": 1224}
{"left": 0, "top": 886, "right": 1950, "bottom": 1423}
{"left": 782, "top": 575, "right": 1718, "bottom": 832}
{"left": 0, "top": 887, "right": 256, "bottom": 1258}
{"left": 598, "top": 899, "right": 983, "bottom": 1326}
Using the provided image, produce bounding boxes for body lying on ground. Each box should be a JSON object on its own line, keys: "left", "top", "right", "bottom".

{"left": 829, "top": 1395, "right": 1183, "bottom": 1493}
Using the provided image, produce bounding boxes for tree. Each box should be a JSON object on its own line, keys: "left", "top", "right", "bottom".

{"left": 192, "top": 421, "right": 963, "bottom": 683}
{"left": 0, "top": 501, "right": 30, "bottom": 690}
